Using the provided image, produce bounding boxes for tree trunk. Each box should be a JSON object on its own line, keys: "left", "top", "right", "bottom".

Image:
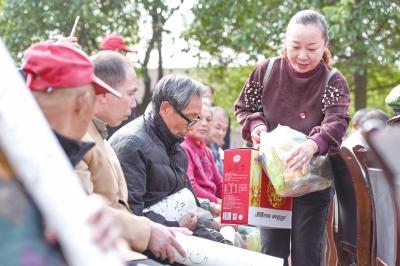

{"left": 135, "top": 8, "right": 159, "bottom": 117}
{"left": 134, "top": 3, "right": 182, "bottom": 116}
{"left": 354, "top": 67, "right": 367, "bottom": 110}
{"left": 135, "top": 66, "right": 152, "bottom": 117}
{"left": 157, "top": 35, "right": 163, "bottom": 80}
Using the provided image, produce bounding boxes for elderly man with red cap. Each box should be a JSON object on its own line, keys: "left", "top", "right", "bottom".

{"left": 0, "top": 41, "right": 124, "bottom": 265}
{"left": 100, "top": 33, "right": 135, "bottom": 54}
{"left": 99, "top": 33, "right": 138, "bottom": 138}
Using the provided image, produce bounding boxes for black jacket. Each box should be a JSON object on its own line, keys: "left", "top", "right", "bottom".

{"left": 110, "top": 109, "right": 193, "bottom": 227}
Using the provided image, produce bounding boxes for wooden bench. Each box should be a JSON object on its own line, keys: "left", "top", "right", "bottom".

{"left": 330, "top": 148, "right": 374, "bottom": 265}
{"left": 353, "top": 145, "right": 395, "bottom": 266}
{"left": 322, "top": 197, "right": 338, "bottom": 266}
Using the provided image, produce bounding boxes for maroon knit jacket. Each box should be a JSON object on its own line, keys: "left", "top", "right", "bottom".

{"left": 235, "top": 57, "right": 350, "bottom": 155}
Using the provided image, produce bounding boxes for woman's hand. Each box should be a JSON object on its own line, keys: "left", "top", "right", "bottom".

{"left": 250, "top": 124, "right": 267, "bottom": 149}
{"left": 285, "top": 139, "right": 319, "bottom": 171}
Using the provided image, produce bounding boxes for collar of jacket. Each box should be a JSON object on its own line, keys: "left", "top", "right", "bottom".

{"left": 146, "top": 108, "right": 183, "bottom": 152}
{"left": 54, "top": 131, "right": 95, "bottom": 167}
{"left": 92, "top": 117, "right": 108, "bottom": 139}
{"left": 185, "top": 135, "right": 207, "bottom": 150}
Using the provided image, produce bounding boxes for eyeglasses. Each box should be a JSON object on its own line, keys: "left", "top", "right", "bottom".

{"left": 171, "top": 103, "right": 200, "bottom": 127}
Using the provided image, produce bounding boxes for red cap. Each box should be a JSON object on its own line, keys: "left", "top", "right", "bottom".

{"left": 99, "top": 34, "right": 135, "bottom": 52}
{"left": 22, "top": 42, "right": 121, "bottom": 97}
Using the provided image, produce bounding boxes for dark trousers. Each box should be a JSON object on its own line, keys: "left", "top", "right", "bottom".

{"left": 260, "top": 187, "right": 332, "bottom": 266}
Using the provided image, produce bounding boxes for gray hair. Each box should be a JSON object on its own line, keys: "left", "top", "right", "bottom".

{"left": 352, "top": 108, "right": 370, "bottom": 129}
{"left": 202, "top": 100, "right": 212, "bottom": 109}
{"left": 287, "top": 9, "right": 329, "bottom": 44}
{"left": 211, "top": 106, "right": 229, "bottom": 120}
{"left": 92, "top": 50, "right": 133, "bottom": 88}
{"left": 152, "top": 74, "right": 205, "bottom": 112}
{"left": 360, "top": 109, "right": 389, "bottom": 125}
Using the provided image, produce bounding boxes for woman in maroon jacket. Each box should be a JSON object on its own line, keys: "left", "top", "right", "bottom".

{"left": 235, "top": 9, "right": 350, "bottom": 266}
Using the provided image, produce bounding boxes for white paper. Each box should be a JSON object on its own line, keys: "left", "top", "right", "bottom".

{"left": 143, "top": 188, "right": 197, "bottom": 221}
{"left": 174, "top": 232, "right": 283, "bottom": 266}
{"left": 0, "top": 39, "right": 124, "bottom": 266}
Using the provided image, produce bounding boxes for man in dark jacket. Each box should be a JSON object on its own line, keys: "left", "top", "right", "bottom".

{"left": 110, "top": 75, "right": 223, "bottom": 244}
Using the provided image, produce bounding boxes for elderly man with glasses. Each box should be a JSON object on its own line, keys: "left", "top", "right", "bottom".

{"left": 110, "top": 75, "right": 223, "bottom": 258}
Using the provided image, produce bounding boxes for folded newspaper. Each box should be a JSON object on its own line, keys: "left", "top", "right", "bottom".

{"left": 143, "top": 188, "right": 197, "bottom": 221}
{"left": 174, "top": 232, "right": 283, "bottom": 266}
{"left": 142, "top": 190, "right": 283, "bottom": 265}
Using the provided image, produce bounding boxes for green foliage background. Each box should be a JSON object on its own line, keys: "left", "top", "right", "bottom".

{"left": 186, "top": 0, "right": 400, "bottom": 117}
{"left": 0, "top": 1, "right": 140, "bottom": 60}
{"left": 1, "top": 0, "right": 399, "bottom": 128}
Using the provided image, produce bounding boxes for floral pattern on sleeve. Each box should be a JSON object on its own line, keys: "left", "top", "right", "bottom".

{"left": 310, "top": 72, "right": 350, "bottom": 154}
{"left": 244, "top": 80, "right": 264, "bottom": 112}
{"left": 322, "top": 84, "right": 343, "bottom": 113}
{"left": 234, "top": 59, "right": 270, "bottom": 141}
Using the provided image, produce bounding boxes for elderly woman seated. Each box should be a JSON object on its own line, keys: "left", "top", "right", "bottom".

{"left": 181, "top": 102, "right": 223, "bottom": 216}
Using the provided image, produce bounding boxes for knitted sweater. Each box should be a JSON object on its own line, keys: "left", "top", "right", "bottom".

{"left": 235, "top": 57, "right": 350, "bottom": 154}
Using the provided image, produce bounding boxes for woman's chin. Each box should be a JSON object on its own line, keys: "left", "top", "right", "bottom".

{"left": 295, "top": 65, "right": 310, "bottom": 73}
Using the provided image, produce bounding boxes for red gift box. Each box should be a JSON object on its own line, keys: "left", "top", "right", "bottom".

{"left": 221, "top": 148, "right": 292, "bottom": 228}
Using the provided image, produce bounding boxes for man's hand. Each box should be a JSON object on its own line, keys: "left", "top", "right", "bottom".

{"left": 211, "top": 202, "right": 221, "bottom": 217}
{"left": 178, "top": 212, "right": 197, "bottom": 231}
{"left": 56, "top": 36, "right": 81, "bottom": 50}
{"left": 148, "top": 222, "right": 192, "bottom": 263}
{"left": 250, "top": 124, "right": 267, "bottom": 149}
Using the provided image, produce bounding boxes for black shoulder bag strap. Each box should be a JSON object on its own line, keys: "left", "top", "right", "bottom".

{"left": 325, "top": 68, "right": 337, "bottom": 88}
{"left": 262, "top": 57, "right": 278, "bottom": 88}
{"left": 263, "top": 59, "right": 337, "bottom": 89}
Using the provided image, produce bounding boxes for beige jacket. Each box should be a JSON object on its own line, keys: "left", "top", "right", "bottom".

{"left": 75, "top": 120, "right": 151, "bottom": 254}
{"left": 0, "top": 152, "right": 12, "bottom": 181}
